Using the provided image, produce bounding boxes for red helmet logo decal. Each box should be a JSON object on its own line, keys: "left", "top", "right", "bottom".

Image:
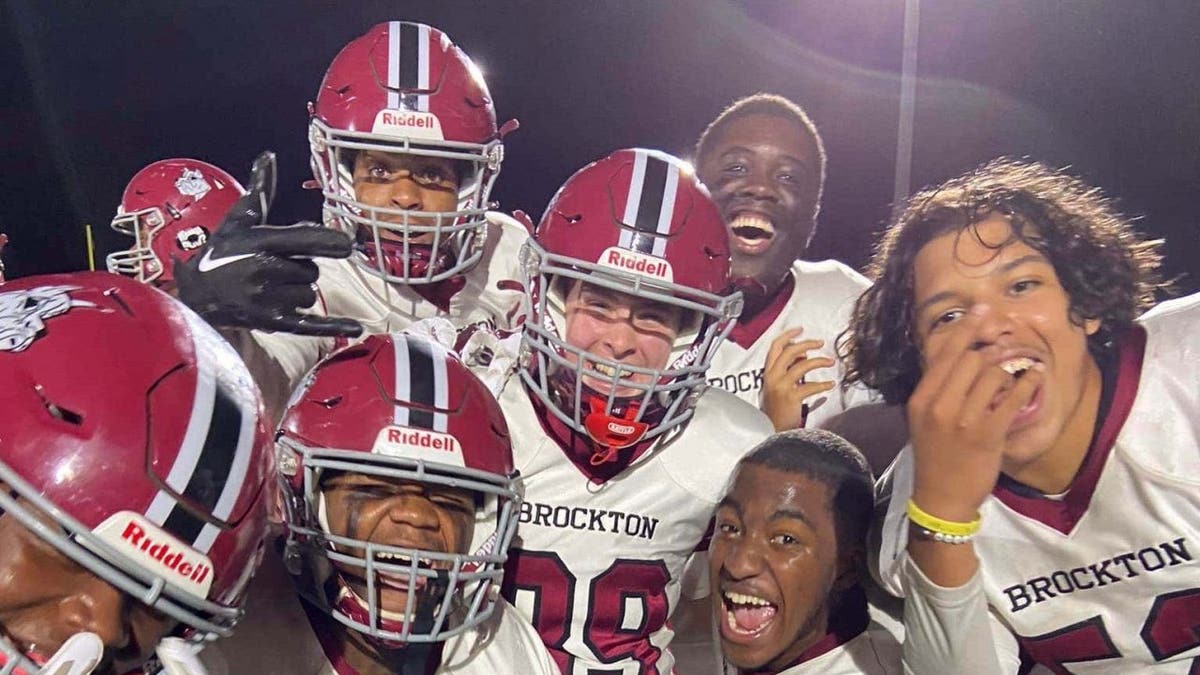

{"left": 174, "top": 168, "right": 213, "bottom": 200}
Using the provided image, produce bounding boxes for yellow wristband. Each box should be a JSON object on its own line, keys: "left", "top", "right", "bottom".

{"left": 906, "top": 499, "right": 981, "bottom": 538}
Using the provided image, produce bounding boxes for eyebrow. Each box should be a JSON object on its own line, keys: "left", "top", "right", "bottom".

{"left": 717, "top": 145, "right": 811, "bottom": 168}
{"left": 913, "top": 253, "right": 1048, "bottom": 317}
{"left": 716, "top": 499, "right": 815, "bottom": 529}
{"left": 770, "top": 508, "right": 814, "bottom": 529}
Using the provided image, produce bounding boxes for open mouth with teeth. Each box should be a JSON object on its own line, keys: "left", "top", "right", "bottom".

{"left": 720, "top": 589, "right": 779, "bottom": 641}
{"left": 1000, "top": 356, "right": 1037, "bottom": 377}
{"left": 578, "top": 358, "right": 647, "bottom": 397}
{"left": 590, "top": 360, "right": 636, "bottom": 381}
{"left": 728, "top": 214, "right": 776, "bottom": 256}
{"left": 991, "top": 356, "right": 1044, "bottom": 420}
{"left": 335, "top": 549, "right": 451, "bottom": 619}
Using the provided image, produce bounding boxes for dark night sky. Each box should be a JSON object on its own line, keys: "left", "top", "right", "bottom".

{"left": 2, "top": 0, "right": 1197, "bottom": 294}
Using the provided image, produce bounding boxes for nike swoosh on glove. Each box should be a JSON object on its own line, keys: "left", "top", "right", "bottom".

{"left": 173, "top": 151, "right": 363, "bottom": 337}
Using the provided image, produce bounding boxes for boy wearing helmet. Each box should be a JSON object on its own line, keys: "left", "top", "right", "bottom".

{"left": 202, "top": 334, "right": 556, "bottom": 675}
{"left": 173, "top": 22, "right": 528, "bottom": 421}
{"left": 106, "top": 159, "right": 247, "bottom": 295}
{"left": 0, "top": 272, "right": 276, "bottom": 674}
{"left": 476, "top": 149, "right": 774, "bottom": 674}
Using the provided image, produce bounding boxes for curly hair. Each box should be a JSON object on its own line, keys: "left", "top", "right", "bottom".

{"left": 839, "top": 158, "right": 1165, "bottom": 406}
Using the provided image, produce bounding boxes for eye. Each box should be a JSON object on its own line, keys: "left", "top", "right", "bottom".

{"left": 717, "top": 521, "right": 741, "bottom": 537}
{"left": 1011, "top": 278, "right": 1041, "bottom": 294}
{"left": 930, "top": 308, "right": 964, "bottom": 331}
{"left": 415, "top": 167, "right": 447, "bottom": 184}
{"left": 637, "top": 309, "right": 668, "bottom": 325}
{"left": 585, "top": 297, "right": 612, "bottom": 311}
{"left": 722, "top": 162, "right": 747, "bottom": 175}
{"left": 366, "top": 163, "right": 390, "bottom": 180}
{"left": 432, "top": 495, "right": 474, "bottom": 514}
{"left": 771, "top": 533, "right": 798, "bottom": 546}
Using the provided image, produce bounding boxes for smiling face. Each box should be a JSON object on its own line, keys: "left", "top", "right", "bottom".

{"left": 0, "top": 499, "right": 175, "bottom": 674}
{"left": 697, "top": 113, "right": 822, "bottom": 290}
{"left": 351, "top": 150, "right": 462, "bottom": 245}
{"left": 561, "top": 280, "right": 686, "bottom": 397}
{"left": 321, "top": 473, "right": 476, "bottom": 618}
{"left": 710, "top": 464, "right": 850, "bottom": 671}
{"left": 911, "top": 216, "right": 1103, "bottom": 479}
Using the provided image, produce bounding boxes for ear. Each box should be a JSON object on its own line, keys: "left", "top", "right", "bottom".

{"left": 833, "top": 543, "right": 865, "bottom": 593}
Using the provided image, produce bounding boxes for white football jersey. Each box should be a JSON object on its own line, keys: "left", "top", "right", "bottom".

{"left": 232, "top": 211, "right": 528, "bottom": 419}
{"left": 707, "top": 260, "right": 875, "bottom": 429}
{"left": 497, "top": 381, "right": 774, "bottom": 675}
{"left": 200, "top": 552, "right": 558, "bottom": 675}
{"left": 876, "top": 293, "right": 1200, "bottom": 672}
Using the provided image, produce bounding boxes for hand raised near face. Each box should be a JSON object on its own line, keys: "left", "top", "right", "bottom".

{"left": 906, "top": 305, "right": 1045, "bottom": 522}
{"left": 760, "top": 327, "right": 837, "bottom": 431}
{"left": 173, "top": 151, "right": 362, "bottom": 337}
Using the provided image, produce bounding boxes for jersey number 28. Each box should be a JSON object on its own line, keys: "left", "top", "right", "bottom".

{"left": 503, "top": 549, "right": 671, "bottom": 675}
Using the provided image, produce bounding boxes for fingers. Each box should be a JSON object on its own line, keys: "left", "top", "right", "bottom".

{"left": 261, "top": 313, "right": 364, "bottom": 338}
{"left": 249, "top": 150, "right": 278, "bottom": 220}
{"left": 220, "top": 151, "right": 278, "bottom": 232}
{"left": 956, "top": 362, "right": 1018, "bottom": 430}
{"left": 772, "top": 340, "right": 831, "bottom": 378}
{"left": 243, "top": 224, "right": 355, "bottom": 259}
{"left": 909, "top": 310, "right": 988, "bottom": 406}
{"left": 992, "top": 365, "right": 1045, "bottom": 424}
{"left": 765, "top": 327, "right": 805, "bottom": 369}
{"left": 246, "top": 256, "right": 320, "bottom": 286}
{"left": 764, "top": 380, "right": 835, "bottom": 431}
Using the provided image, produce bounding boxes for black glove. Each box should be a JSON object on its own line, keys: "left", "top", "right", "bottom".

{"left": 174, "top": 151, "right": 363, "bottom": 337}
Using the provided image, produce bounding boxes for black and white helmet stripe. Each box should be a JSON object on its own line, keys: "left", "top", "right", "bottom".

{"left": 391, "top": 333, "right": 450, "bottom": 433}
{"left": 144, "top": 315, "right": 261, "bottom": 553}
{"left": 387, "top": 21, "right": 430, "bottom": 112}
{"left": 618, "top": 149, "right": 680, "bottom": 257}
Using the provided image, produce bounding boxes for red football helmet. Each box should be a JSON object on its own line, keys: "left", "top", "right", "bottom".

{"left": 0, "top": 232, "right": 8, "bottom": 282}
{"left": 277, "top": 333, "right": 521, "bottom": 644}
{"left": 0, "top": 272, "right": 274, "bottom": 671}
{"left": 520, "top": 148, "right": 743, "bottom": 450}
{"left": 309, "top": 21, "right": 514, "bottom": 286}
{"left": 106, "top": 159, "right": 246, "bottom": 288}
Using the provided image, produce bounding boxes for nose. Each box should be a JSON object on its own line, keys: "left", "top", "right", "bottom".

{"left": 968, "top": 302, "right": 1017, "bottom": 351}
{"left": 57, "top": 577, "right": 130, "bottom": 651}
{"left": 721, "top": 538, "right": 765, "bottom": 581}
{"left": 387, "top": 172, "right": 424, "bottom": 212}
{"left": 599, "top": 317, "right": 639, "bottom": 361}
{"left": 734, "top": 166, "right": 779, "bottom": 202}
{"left": 385, "top": 493, "right": 440, "bottom": 531}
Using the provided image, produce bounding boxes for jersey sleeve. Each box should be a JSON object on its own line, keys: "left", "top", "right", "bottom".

{"left": 900, "top": 560, "right": 1021, "bottom": 675}
{"left": 870, "top": 444, "right": 915, "bottom": 597}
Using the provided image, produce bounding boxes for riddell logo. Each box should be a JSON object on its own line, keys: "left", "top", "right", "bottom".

{"left": 598, "top": 247, "right": 674, "bottom": 282}
{"left": 374, "top": 426, "right": 466, "bottom": 468}
{"left": 90, "top": 511, "right": 215, "bottom": 598}
{"left": 372, "top": 109, "right": 445, "bottom": 141}
{"left": 607, "top": 421, "right": 635, "bottom": 435}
